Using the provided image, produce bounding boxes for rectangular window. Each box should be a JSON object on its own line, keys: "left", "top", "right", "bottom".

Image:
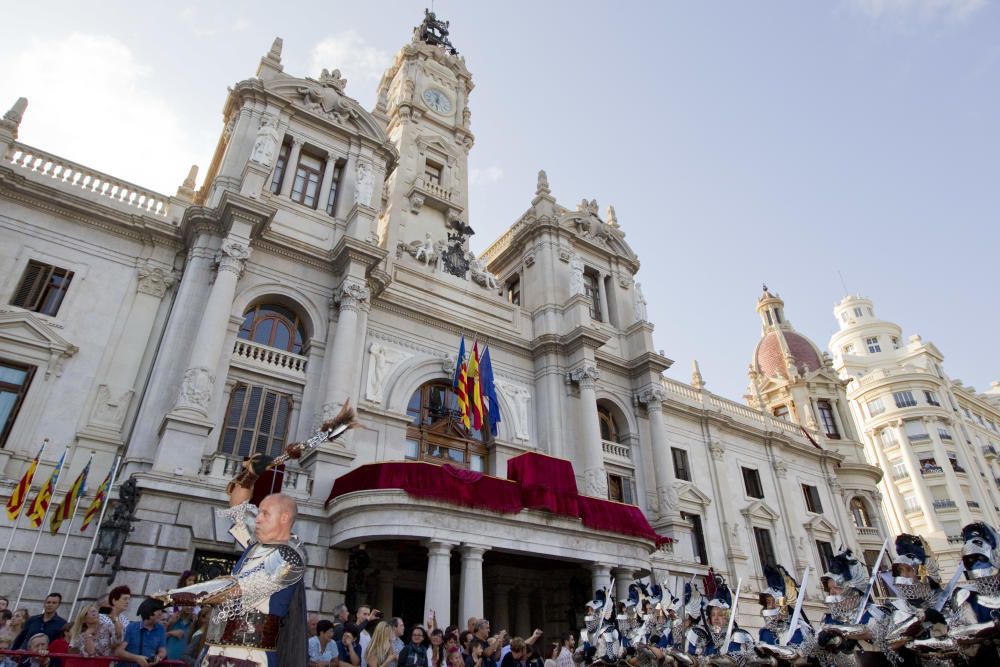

{"left": 682, "top": 512, "right": 708, "bottom": 565}
{"left": 893, "top": 391, "right": 917, "bottom": 408}
{"left": 12, "top": 260, "right": 74, "bottom": 316}
{"left": 937, "top": 424, "right": 953, "bottom": 441}
{"left": 903, "top": 494, "right": 919, "bottom": 512}
{"left": 864, "top": 549, "right": 891, "bottom": 598}
{"left": 753, "top": 526, "right": 777, "bottom": 568}
{"left": 816, "top": 540, "right": 835, "bottom": 572}
{"left": 269, "top": 142, "right": 290, "bottom": 194}
{"left": 891, "top": 336, "right": 900, "bottom": 349}
{"left": 506, "top": 276, "right": 521, "bottom": 306}
{"left": 879, "top": 427, "right": 898, "bottom": 447}
{"left": 853, "top": 307, "right": 864, "bottom": 318}
{"left": 607, "top": 473, "right": 635, "bottom": 505}
{"left": 424, "top": 161, "right": 442, "bottom": 186}
{"left": 290, "top": 152, "right": 324, "bottom": 208}
{"left": 904, "top": 419, "right": 930, "bottom": 442}
{"left": 865, "top": 336, "right": 881, "bottom": 353}
{"left": 817, "top": 400, "right": 840, "bottom": 439}
{"left": 919, "top": 457, "right": 942, "bottom": 474}
{"left": 924, "top": 391, "right": 940, "bottom": 406}
{"left": 742, "top": 467, "right": 764, "bottom": 499}
{"left": 867, "top": 397, "right": 886, "bottom": 417}
{"left": 773, "top": 405, "right": 789, "bottom": 420}
{"left": 672, "top": 447, "right": 691, "bottom": 482}
{"left": 891, "top": 461, "right": 907, "bottom": 479}
{"left": 0, "top": 360, "right": 35, "bottom": 447}
{"left": 325, "top": 161, "right": 343, "bottom": 215}
{"left": 802, "top": 484, "right": 823, "bottom": 513}
{"left": 219, "top": 383, "right": 293, "bottom": 459}
{"left": 948, "top": 453, "right": 965, "bottom": 473}
{"left": 583, "top": 271, "right": 602, "bottom": 321}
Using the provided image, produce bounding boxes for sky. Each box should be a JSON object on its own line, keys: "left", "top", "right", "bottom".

{"left": 3, "top": 0, "right": 998, "bottom": 403}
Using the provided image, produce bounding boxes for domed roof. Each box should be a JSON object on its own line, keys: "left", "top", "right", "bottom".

{"left": 755, "top": 330, "right": 822, "bottom": 379}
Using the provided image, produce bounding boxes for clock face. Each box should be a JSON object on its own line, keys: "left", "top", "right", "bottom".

{"left": 422, "top": 88, "right": 453, "bottom": 115}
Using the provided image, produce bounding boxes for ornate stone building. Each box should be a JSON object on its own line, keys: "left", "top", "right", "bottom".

{"left": 829, "top": 295, "right": 1000, "bottom": 569}
{"left": 0, "top": 16, "right": 888, "bottom": 631}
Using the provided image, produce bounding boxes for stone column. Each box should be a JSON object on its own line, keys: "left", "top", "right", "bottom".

{"left": 612, "top": 568, "right": 634, "bottom": 602}
{"left": 589, "top": 563, "right": 612, "bottom": 595}
{"left": 279, "top": 137, "right": 302, "bottom": 197}
{"left": 569, "top": 365, "right": 607, "bottom": 497}
{"left": 492, "top": 583, "right": 511, "bottom": 630}
{"left": 458, "top": 544, "right": 489, "bottom": 626}
{"left": 321, "top": 279, "right": 370, "bottom": 419}
{"left": 597, "top": 272, "right": 610, "bottom": 324}
{"left": 869, "top": 428, "right": 910, "bottom": 534}
{"left": 318, "top": 153, "right": 340, "bottom": 215}
{"left": 895, "top": 421, "right": 944, "bottom": 534}
{"left": 424, "top": 540, "right": 456, "bottom": 629}
{"left": 376, "top": 570, "right": 395, "bottom": 616}
{"left": 172, "top": 238, "right": 250, "bottom": 418}
{"left": 926, "top": 417, "right": 973, "bottom": 525}
{"left": 335, "top": 153, "right": 359, "bottom": 221}
{"left": 637, "top": 388, "right": 679, "bottom": 520}
{"left": 514, "top": 587, "right": 531, "bottom": 637}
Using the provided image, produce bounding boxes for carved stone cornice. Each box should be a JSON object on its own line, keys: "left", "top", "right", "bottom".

{"left": 634, "top": 387, "right": 668, "bottom": 410}
{"left": 566, "top": 365, "right": 599, "bottom": 390}
{"left": 215, "top": 238, "right": 251, "bottom": 277}
{"left": 329, "top": 235, "right": 388, "bottom": 277}
{"left": 335, "top": 280, "right": 371, "bottom": 313}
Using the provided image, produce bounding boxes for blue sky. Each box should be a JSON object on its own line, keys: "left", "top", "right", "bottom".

{"left": 4, "top": 1, "right": 998, "bottom": 402}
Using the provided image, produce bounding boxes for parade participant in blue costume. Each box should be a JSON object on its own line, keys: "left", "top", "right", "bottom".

{"left": 685, "top": 572, "right": 752, "bottom": 657}
{"left": 757, "top": 565, "right": 808, "bottom": 647}
{"left": 953, "top": 522, "right": 1000, "bottom": 623}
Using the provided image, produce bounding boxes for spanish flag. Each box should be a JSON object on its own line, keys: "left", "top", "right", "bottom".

{"left": 452, "top": 336, "right": 470, "bottom": 429}
{"left": 27, "top": 450, "right": 65, "bottom": 528}
{"left": 50, "top": 458, "right": 90, "bottom": 534}
{"left": 466, "top": 341, "right": 484, "bottom": 431}
{"left": 6, "top": 448, "right": 42, "bottom": 521}
{"left": 81, "top": 468, "right": 112, "bottom": 532}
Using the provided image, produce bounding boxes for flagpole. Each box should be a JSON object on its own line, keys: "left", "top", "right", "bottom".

{"left": 48, "top": 452, "right": 94, "bottom": 594}
{"left": 69, "top": 454, "right": 121, "bottom": 621}
{"left": 0, "top": 438, "right": 48, "bottom": 575}
{"left": 15, "top": 448, "right": 68, "bottom": 609}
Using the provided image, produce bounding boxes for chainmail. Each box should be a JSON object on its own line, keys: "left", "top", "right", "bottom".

{"left": 870, "top": 616, "right": 903, "bottom": 667}
{"left": 973, "top": 573, "right": 1000, "bottom": 598}
{"left": 798, "top": 633, "right": 857, "bottom": 667}
{"left": 763, "top": 616, "right": 789, "bottom": 637}
{"left": 585, "top": 614, "right": 601, "bottom": 634}
{"left": 727, "top": 644, "right": 760, "bottom": 667}
{"left": 213, "top": 559, "right": 286, "bottom": 622}
{"left": 826, "top": 595, "right": 862, "bottom": 624}
{"left": 709, "top": 627, "right": 728, "bottom": 653}
{"left": 892, "top": 581, "right": 935, "bottom": 609}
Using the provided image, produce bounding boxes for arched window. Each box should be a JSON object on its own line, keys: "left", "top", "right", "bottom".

{"left": 404, "top": 381, "right": 489, "bottom": 471}
{"left": 239, "top": 304, "right": 307, "bottom": 354}
{"left": 850, "top": 497, "right": 873, "bottom": 528}
{"left": 598, "top": 404, "right": 620, "bottom": 443}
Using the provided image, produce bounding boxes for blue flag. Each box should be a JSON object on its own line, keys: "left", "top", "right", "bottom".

{"left": 480, "top": 345, "right": 501, "bottom": 436}
{"left": 452, "top": 335, "right": 466, "bottom": 389}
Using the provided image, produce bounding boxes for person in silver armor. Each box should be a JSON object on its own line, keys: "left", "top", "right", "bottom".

{"left": 154, "top": 456, "right": 308, "bottom": 667}
{"left": 947, "top": 522, "right": 1000, "bottom": 665}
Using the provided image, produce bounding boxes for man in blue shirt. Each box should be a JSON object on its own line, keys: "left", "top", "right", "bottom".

{"left": 11, "top": 593, "right": 67, "bottom": 650}
{"left": 116, "top": 598, "right": 167, "bottom": 667}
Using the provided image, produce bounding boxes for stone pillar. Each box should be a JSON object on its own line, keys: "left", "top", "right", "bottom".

{"left": 638, "top": 388, "right": 680, "bottom": 520}
{"left": 612, "top": 568, "right": 634, "bottom": 602}
{"left": 376, "top": 571, "right": 395, "bottom": 616}
{"left": 896, "top": 421, "right": 944, "bottom": 534}
{"left": 597, "top": 272, "right": 610, "bottom": 324}
{"left": 589, "top": 563, "right": 612, "bottom": 595}
{"left": 318, "top": 153, "right": 340, "bottom": 215}
{"left": 458, "top": 544, "right": 489, "bottom": 627}
{"left": 335, "top": 153, "right": 359, "bottom": 220}
{"left": 514, "top": 586, "right": 531, "bottom": 637}
{"left": 570, "top": 365, "right": 607, "bottom": 497}
{"left": 869, "top": 428, "right": 911, "bottom": 534}
{"left": 926, "top": 417, "right": 973, "bottom": 525}
{"left": 423, "top": 540, "right": 456, "bottom": 629}
{"left": 321, "top": 279, "right": 370, "bottom": 419}
{"left": 279, "top": 138, "right": 302, "bottom": 197}
{"left": 492, "top": 583, "right": 511, "bottom": 630}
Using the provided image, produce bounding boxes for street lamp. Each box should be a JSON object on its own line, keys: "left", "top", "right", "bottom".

{"left": 92, "top": 477, "right": 139, "bottom": 583}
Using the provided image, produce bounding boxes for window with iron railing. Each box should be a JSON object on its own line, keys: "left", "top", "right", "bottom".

{"left": 894, "top": 391, "right": 917, "bottom": 408}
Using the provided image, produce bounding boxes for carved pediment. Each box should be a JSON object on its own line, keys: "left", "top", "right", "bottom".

{"left": 678, "top": 482, "right": 712, "bottom": 507}
{"left": 558, "top": 209, "right": 638, "bottom": 263}
{"left": 741, "top": 498, "right": 781, "bottom": 522}
{"left": 804, "top": 514, "right": 839, "bottom": 536}
{"left": 0, "top": 308, "right": 78, "bottom": 377}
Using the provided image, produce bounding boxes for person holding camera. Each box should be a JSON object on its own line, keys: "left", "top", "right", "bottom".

{"left": 115, "top": 598, "right": 167, "bottom": 667}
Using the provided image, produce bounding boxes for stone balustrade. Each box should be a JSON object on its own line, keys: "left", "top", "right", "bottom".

{"left": 422, "top": 180, "right": 452, "bottom": 202}
{"left": 601, "top": 439, "right": 631, "bottom": 461}
{"left": 8, "top": 143, "right": 172, "bottom": 217}
{"left": 856, "top": 526, "right": 880, "bottom": 537}
{"left": 231, "top": 338, "right": 308, "bottom": 383}
{"left": 199, "top": 452, "right": 313, "bottom": 497}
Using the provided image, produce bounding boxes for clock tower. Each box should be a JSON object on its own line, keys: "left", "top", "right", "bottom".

{"left": 376, "top": 10, "right": 475, "bottom": 262}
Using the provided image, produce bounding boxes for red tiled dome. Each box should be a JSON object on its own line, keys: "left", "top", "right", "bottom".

{"left": 756, "top": 331, "right": 822, "bottom": 379}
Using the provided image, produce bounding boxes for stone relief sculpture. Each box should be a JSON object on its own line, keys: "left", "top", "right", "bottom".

{"left": 414, "top": 233, "right": 434, "bottom": 265}
{"left": 633, "top": 282, "right": 648, "bottom": 322}
{"left": 177, "top": 367, "right": 215, "bottom": 412}
{"left": 365, "top": 342, "right": 412, "bottom": 403}
{"left": 250, "top": 115, "right": 280, "bottom": 167}
{"left": 569, "top": 254, "right": 585, "bottom": 296}
{"left": 585, "top": 468, "right": 610, "bottom": 498}
{"left": 355, "top": 161, "right": 375, "bottom": 208}
{"left": 298, "top": 68, "right": 357, "bottom": 123}
{"left": 469, "top": 256, "right": 498, "bottom": 289}
{"left": 496, "top": 380, "right": 531, "bottom": 441}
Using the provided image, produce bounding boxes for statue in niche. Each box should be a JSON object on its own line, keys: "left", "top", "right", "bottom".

{"left": 569, "top": 255, "right": 585, "bottom": 296}
{"left": 355, "top": 161, "right": 375, "bottom": 208}
{"left": 250, "top": 115, "right": 280, "bottom": 167}
{"left": 633, "top": 282, "right": 648, "bottom": 322}
{"left": 366, "top": 342, "right": 410, "bottom": 402}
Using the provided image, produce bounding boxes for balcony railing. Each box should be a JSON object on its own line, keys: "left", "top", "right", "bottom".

{"left": 231, "top": 338, "right": 308, "bottom": 382}
{"left": 856, "top": 526, "right": 880, "bottom": 537}
{"left": 602, "top": 439, "right": 631, "bottom": 461}
{"left": 920, "top": 465, "right": 944, "bottom": 476}
{"left": 968, "top": 500, "right": 981, "bottom": 509}
{"left": 983, "top": 445, "right": 998, "bottom": 459}
{"left": 933, "top": 499, "right": 957, "bottom": 510}
{"left": 200, "top": 453, "right": 313, "bottom": 496}
{"left": 948, "top": 534, "right": 965, "bottom": 544}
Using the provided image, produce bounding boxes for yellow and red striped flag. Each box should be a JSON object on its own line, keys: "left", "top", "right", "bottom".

{"left": 50, "top": 458, "right": 90, "bottom": 534}
{"left": 466, "top": 341, "right": 484, "bottom": 431}
{"left": 81, "top": 468, "right": 112, "bottom": 532}
{"left": 5, "top": 447, "right": 42, "bottom": 521}
{"left": 26, "top": 450, "right": 65, "bottom": 528}
{"left": 452, "top": 335, "right": 470, "bottom": 429}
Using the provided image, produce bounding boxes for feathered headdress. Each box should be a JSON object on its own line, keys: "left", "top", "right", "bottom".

{"left": 892, "top": 533, "right": 940, "bottom": 583}
{"left": 961, "top": 522, "right": 1000, "bottom": 574}
{"left": 588, "top": 588, "right": 607, "bottom": 612}
{"left": 821, "top": 548, "right": 869, "bottom": 594}
{"left": 705, "top": 574, "right": 733, "bottom": 610}
{"left": 760, "top": 564, "right": 797, "bottom": 607}
{"left": 683, "top": 582, "right": 703, "bottom": 620}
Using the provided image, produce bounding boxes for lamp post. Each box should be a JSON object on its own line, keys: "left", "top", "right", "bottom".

{"left": 93, "top": 477, "right": 139, "bottom": 583}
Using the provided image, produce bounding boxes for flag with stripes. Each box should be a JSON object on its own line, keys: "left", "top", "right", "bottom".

{"left": 452, "top": 335, "right": 470, "bottom": 429}
{"left": 50, "top": 459, "right": 90, "bottom": 534}
{"left": 81, "top": 468, "right": 112, "bottom": 532}
{"left": 466, "top": 341, "right": 484, "bottom": 431}
{"left": 27, "top": 451, "right": 65, "bottom": 528}
{"left": 5, "top": 452, "right": 40, "bottom": 521}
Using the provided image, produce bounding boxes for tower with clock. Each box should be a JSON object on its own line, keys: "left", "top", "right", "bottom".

{"left": 375, "top": 10, "right": 475, "bottom": 265}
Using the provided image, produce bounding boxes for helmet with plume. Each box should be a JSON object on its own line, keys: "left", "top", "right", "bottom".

{"left": 820, "top": 548, "right": 869, "bottom": 595}
{"left": 961, "top": 522, "right": 1000, "bottom": 577}
{"left": 892, "top": 533, "right": 940, "bottom": 585}
{"left": 759, "top": 564, "right": 798, "bottom": 609}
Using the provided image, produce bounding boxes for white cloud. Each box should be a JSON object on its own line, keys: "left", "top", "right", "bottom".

{"left": 309, "top": 30, "right": 392, "bottom": 109}
{"left": 470, "top": 166, "right": 504, "bottom": 186}
{"left": 846, "top": 0, "right": 987, "bottom": 21}
{"left": 0, "top": 33, "right": 204, "bottom": 194}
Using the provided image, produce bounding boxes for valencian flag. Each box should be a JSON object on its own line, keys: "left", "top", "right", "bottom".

{"left": 81, "top": 468, "right": 112, "bottom": 532}
{"left": 26, "top": 450, "right": 65, "bottom": 528}
{"left": 466, "top": 341, "right": 484, "bottom": 431}
{"left": 452, "top": 335, "right": 470, "bottom": 428}
{"left": 50, "top": 458, "right": 90, "bottom": 534}
{"left": 6, "top": 448, "right": 42, "bottom": 521}
{"left": 479, "top": 345, "right": 501, "bottom": 437}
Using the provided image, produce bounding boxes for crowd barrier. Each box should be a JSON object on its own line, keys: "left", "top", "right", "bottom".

{"left": 0, "top": 649, "right": 187, "bottom": 666}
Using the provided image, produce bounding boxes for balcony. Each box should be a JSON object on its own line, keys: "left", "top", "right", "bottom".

{"left": 933, "top": 499, "right": 957, "bottom": 510}
{"left": 856, "top": 526, "right": 880, "bottom": 538}
{"left": 984, "top": 445, "right": 998, "bottom": 460}
{"left": 199, "top": 453, "right": 313, "bottom": 497}
{"left": 968, "top": 500, "right": 981, "bottom": 509}
{"left": 920, "top": 465, "right": 944, "bottom": 476}
{"left": 407, "top": 177, "right": 463, "bottom": 217}
{"left": 602, "top": 439, "right": 632, "bottom": 464}
{"left": 948, "top": 534, "right": 965, "bottom": 544}
{"left": 231, "top": 338, "right": 308, "bottom": 383}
